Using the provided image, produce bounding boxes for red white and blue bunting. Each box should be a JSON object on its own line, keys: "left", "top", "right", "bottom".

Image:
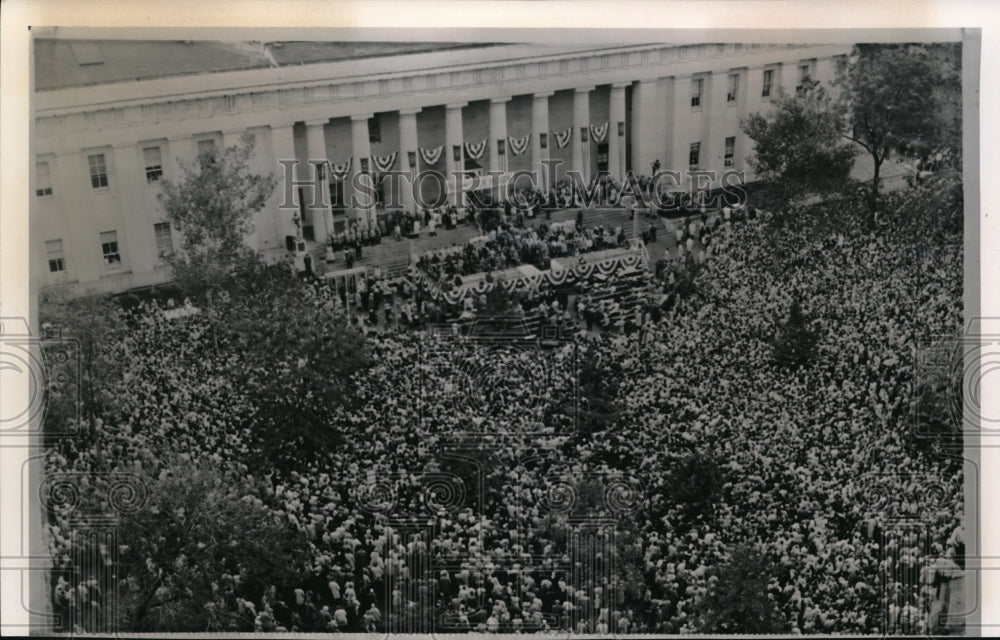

{"left": 419, "top": 145, "right": 443, "bottom": 166}
{"left": 553, "top": 127, "right": 573, "bottom": 149}
{"left": 464, "top": 139, "right": 488, "bottom": 161}
{"left": 507, "top": 133, "right": 531, "bottom": 156}
{"left": 589, "top": 122, "right": 609, "bottom": 143}
{"left": 329, "top": 158, "right": 352, "bottom": 180}
{"left": 370, "top": 151, "right": 397, "bottom": 173}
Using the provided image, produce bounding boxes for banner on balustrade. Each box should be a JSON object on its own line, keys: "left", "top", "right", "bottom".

{"left": 415, "top": 248, "right": 646, "bottom": 306}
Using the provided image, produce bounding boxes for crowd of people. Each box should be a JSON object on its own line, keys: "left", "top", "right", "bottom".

{"left": 43, "top": 184, "right": 963, "bottom": 634}
{"left": 415, "top": 221, "right": 630, "bottom": 284}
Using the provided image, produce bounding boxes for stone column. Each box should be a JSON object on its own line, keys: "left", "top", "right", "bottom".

{"left": 270, "top": 123, "right": 300, "bottom": 242}
{"left": 630, "top": 79, "right": 663, "bottom": 177}
{"left": 111, "top": 144, "right": 147, "bottom": 274}
{"left": 489, "top": 97, "right": 509, "bottom": 195}
{"left": 445, "top": 102, "right": 466, "bottom": 208}
{"left": 608, "top": 82, "right": 629, "bottom": 182}
{"left": 399, "top": 108, "right": 421, "bottom": 214}
{"left": 572, "top": 87, "right": 593, "bottom": 183}
{"left": 351, "top": 114, "right": 375, "bottom": 227}
{"left": 531, "top": 91, "right": 552, "bottom": 192}
{"left": 669, "top": 76, "right": 691, "bottom": 187}
{"left": 305, "top": 119, "right": 330, "bottom": 243}
{"left": 704, "top": 71, "right": 730, "bottom": 179}
{"left": 780, "top": 62, "right": 797, "bottom": 98}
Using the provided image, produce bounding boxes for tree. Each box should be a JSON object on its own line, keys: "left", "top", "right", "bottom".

{"left": 772, "top": 298, "right": 819, "bottom": 370}
{"left": 665, "top": 451, "right": 727, "bottom": 527}
{"left": 695, "top": 546, "right": 790, "bottom": 634}
{"left": 479, "top": 279, "right": 520, "bottom": 316}
{"left": 157, "top": 133, "right": 276, "bottom": 309}
{"left": 113, "top": 458, "right": 311, "bottom": 631}
{"left": 742, "top": 81, "right": 856, "bottom": 210}
{"left": 835, "top": 43, "right": 961, "bottom": 219}
{"left": 39, "top": 287, "right": 126, "bottom": 436}
{"left": 218, "top": 265, "right": 371, "bottom": 466}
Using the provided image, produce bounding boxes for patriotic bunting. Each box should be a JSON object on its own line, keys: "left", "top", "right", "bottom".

{"left": 416, "top": 250, "right": 645, "bottom": 307}
{"left": 419, "top": 145, "right": 444, "bottom": 166}
{"left": 507, "top": 133, "right": 531, "bottom": 156}
{"left": 589, "top": 122, "right": 609, "bottom": 143}
{"left": 464, "top": 139, "right": 488, "bottom": 160}
{"left": 553, "top": 127, "right": 573, "bottom": 149}
{"left": 329, "top": 158, "right": 352, "bottom": 180}
{"left": 370, "top": 151, "right": 397, "bottom": 173}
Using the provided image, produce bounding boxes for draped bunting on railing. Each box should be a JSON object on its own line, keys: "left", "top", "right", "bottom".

{"left": 589, "top": 121, "right": 609, "bottom": 143}
{"left": 419, "top": 145, "right": 443, "bottom": 166}
{"left": 415, "top": 251, "right": 646, "bottom": 307}
{"left": 553, "top": 127, "right": 573, "bottom": 149}
{"left": 370, "top": 152, "right": 397, "bottom": 173}
{"left": 329, "top": 158, "right": 352, "bottom": 180}
{"left": 507, "top": 133, "right": 531, "bottom": 156}
{"left": 464, "top": 139, "right": 488, "bottom": 160}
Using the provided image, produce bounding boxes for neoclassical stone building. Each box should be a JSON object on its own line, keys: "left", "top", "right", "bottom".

{"left": 32, "top": 39, "right": 850, "bottom": 294}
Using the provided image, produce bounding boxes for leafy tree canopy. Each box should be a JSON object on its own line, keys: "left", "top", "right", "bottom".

{"left": 157, "top": 133, "right": 276, "bottom": 306}
{"left": 742, "top": 81, "right": 856, "bottom": 210}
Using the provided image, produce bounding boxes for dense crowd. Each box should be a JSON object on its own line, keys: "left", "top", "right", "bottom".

{"left": 43, "top": 189, "right": 963, "bottom": 634}
{"left": 416, "top": 219, "right": 629, "bottom": 283}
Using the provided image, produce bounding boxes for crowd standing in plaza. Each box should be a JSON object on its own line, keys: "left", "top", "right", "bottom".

{"left": 43, "top": 178, "right": 963, "bottom": 634}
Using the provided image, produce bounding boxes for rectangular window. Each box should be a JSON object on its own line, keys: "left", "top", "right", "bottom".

{"left": 143, "top": 146, "right": 163, "bottom": 183}
{"left": 46, "top": 239, "right": 65, "bottom": 273}
{"left": 689, "top": 142, "right": 700, "bottom": 170}
{"left": 100, "top": 231, "right": 121, "bottom": 269}
{"left": 691, "top": 78, "right": 703, "bottom": 108}
{"left": 154, "top": 222, "right": 173, "bottom": 257}
{"left": 762, "top": 69, "right": 774, "bottom": 98}
{"left": 727, "top": 74, "right": 739, "bottom": 103}
{"left": 36, "top": 161, "right": 53, "bottom": 197}
{"left": 88, "top": 153, "right": 108, "bottom": 189}
{"left": 724, "top": 136, "right": 736, "bottom": 167}
{"left": 197, "top": 139, "right": 217, "bottom": 167}
{"left": 368, "top": 116, "right": 381, "bottom": 143}
{"left": 799, "top": 64, "right": 811, "bottom": 84}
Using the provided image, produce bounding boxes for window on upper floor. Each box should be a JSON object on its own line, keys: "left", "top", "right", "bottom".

{"left": 691, "top": 78, "right": 703, "bottom": 108}
{"left": 797, "top": 62, "right": 815, "bottom": 94}
{"left": 689, "top": 142, "right": 701, "bottom": 170}
{"left": 88, "top": 153, "right": 109, "bottom": 189}
{"left": 762, "top": 68, "right": 775, "bottom": 98}
{"left": 100, "top": 230, "right": 121, "bottom": 269}
{"left": 727, "top": 74, "right": 739, "bottom": 103}
{"left": 154, "top": 222, "right": 173, "bottom": 258}
{"left": 725, "top": 137, "right": 736, "bottom": 167}
{"left": 144, "top": 146, "right": 163, "bottom": 183}
{"left": 46, "top": 239, "right": 65, "bottom": 273}
{"left": 36, "top": 161, "right": 53, "bottom": 197}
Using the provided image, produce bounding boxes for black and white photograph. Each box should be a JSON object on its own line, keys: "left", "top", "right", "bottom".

{"left": 0, "top": 2, "right": 989, "bottom": 637}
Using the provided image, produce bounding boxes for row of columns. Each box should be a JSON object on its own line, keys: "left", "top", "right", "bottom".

{"left": 270, "top": 60, "right": 809, "bottom": 243}
{"left": 276, "top": 83, "right": 632, "bottom": 238}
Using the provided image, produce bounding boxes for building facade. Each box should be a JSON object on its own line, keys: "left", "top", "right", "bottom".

{"left": 32, "top": 40, "right": 850, "bottom": 295}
